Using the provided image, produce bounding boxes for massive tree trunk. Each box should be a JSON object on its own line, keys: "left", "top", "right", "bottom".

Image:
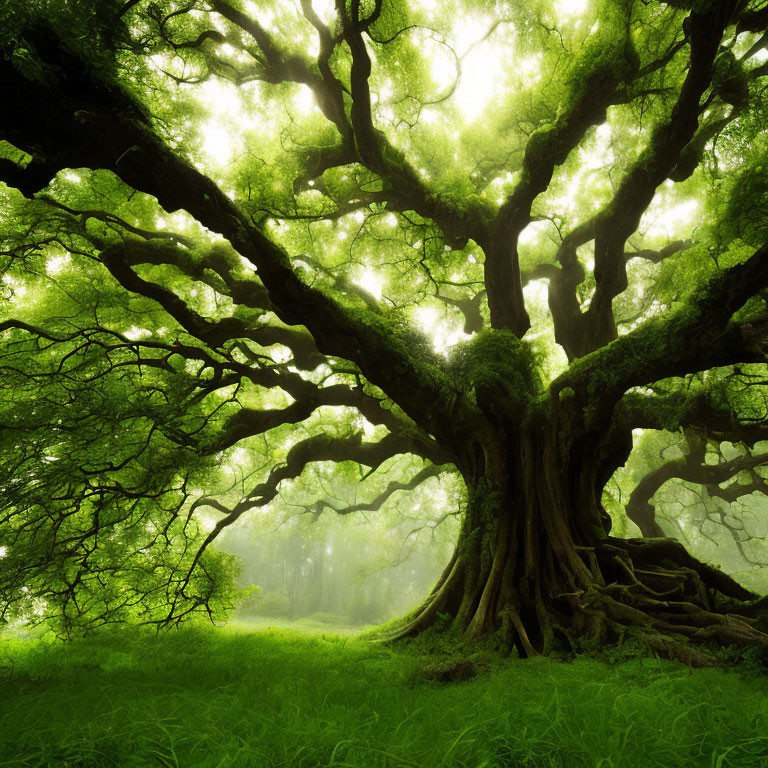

{"left": 386, "top": 419, "right": 768, "bottom": 665}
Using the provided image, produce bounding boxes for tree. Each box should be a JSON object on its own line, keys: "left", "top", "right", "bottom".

{"left": 1, "top": 0, "right": 768, "bottom": 662}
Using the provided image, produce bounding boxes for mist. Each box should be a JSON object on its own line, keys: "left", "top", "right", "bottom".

{"left": 218, "top": 504, "right": 459, "bottom": 628}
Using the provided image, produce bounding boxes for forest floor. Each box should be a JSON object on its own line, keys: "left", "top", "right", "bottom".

{"left": 1, "top": 623, "right": 767, "bottom": 767}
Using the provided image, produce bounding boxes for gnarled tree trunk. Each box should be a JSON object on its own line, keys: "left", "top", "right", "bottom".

{"left": 387, "top": 420, "right": 767, "bottom": 665}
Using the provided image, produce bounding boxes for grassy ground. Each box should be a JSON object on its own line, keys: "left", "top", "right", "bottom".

{"left": 1, "top": 624, "right": 767, "bottom": 767}
{"left": 227, "top": 616, "right": 373, "bottom": 636}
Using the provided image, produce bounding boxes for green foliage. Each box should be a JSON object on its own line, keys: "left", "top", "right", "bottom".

{"left": 712, "top": 51, "right": 749, "bottom": 108}
{"left": 2, "top": 626, "right": 768, "bottom": 767}
{"left": 723, "top": 164, "right": 768, "bottom": 248}
{"left": 450, "top": 329, "right": 541, "bottom": 407}
{"left": 566, "top": 0, "right": 636, "bottom": 101}
{"left": 0, "top": 0, "right": 126, "bottom": 81}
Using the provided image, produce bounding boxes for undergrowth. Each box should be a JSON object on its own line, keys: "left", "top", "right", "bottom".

{"left": 0, "top": 624, "right": 767, "bottom": 767}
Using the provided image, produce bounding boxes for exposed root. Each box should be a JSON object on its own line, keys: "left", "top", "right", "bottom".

{"left": 374, "top": 549, "right": 462, "bottom": 642}
{"left": 574, "top": 537, "right": 768, "bottom": 665}
{"left": 378, "top": 534, "right": 768, "bottom": 668}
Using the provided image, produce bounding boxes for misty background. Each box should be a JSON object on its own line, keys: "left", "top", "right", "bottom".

{"left": 218, "top": 501, "right": 459, "bottom": 627}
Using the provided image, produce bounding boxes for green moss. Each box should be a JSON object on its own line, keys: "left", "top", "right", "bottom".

{"left": 723, "top": 165, "right": 768, "bottom": 247}
{"left": 712, "top": 50, "right": 749, "bottom": 107}
{"left": 567, "top": 0, "right": 637, "bottom": 98}
{"left": 450, "top": 329, "right": 542, "bottom": 413}
{"left": 523, "top": 125, "right": 555, "bottom": 170}
{"left": 523, "top": 393, "right": 551, "bottom": 429}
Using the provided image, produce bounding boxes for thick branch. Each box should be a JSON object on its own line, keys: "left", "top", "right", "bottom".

{"left": 484, "top": 0, "right": 636, "bottom": 335}
{"left": 0, "top": 28, "right": 483, "bottom": 452}
{"left": 214, "top": 382, "right": 449, "bottom": 464}
{"left": 556, "top": 239, "right": 768, "bottom": 430}
{"left": 583, "top": 2, "right": 738, "bottom": 349}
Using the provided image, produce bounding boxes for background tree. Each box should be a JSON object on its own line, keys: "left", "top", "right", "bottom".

{"left": 1, "top": 0, "right": 768, "bottom": 663}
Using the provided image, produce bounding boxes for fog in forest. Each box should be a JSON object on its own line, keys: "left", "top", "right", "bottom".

{"left": 216, "top": 479, "right": 460, "bottom": 628}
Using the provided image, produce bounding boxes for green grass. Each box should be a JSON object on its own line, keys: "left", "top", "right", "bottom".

{"left": 1, "top": 625, "right": 767, "bottom": 767}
